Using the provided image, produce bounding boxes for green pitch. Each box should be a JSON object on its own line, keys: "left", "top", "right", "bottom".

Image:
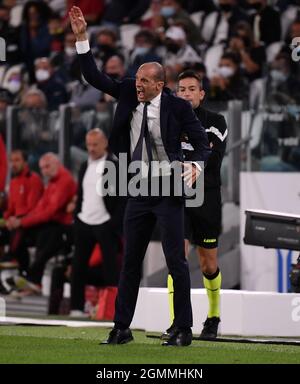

{"left": 0, "top": 326, "right": 300, "bottom": 364}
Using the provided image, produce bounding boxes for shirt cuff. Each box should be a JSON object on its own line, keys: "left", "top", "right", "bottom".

{"left": 191, "top": 162, "right": 202, "bottom": 172}
{"left": 75, "top": 40, "right": 90, "bottom": 54}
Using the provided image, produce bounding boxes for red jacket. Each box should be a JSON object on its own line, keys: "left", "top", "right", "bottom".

{"left": 21, "top": 166, "right": 77, "bottom": 228}
{"left": 4, "top": 166, "right": 44, "bottom": 219}
{"left": 0, "top": 135, "right": 7, "bottom": 191}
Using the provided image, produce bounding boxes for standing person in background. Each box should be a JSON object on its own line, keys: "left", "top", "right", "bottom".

{"left": 70, "top": 129, "right": 124, "bottom": 318}
{"left": 163, "top": 70, "right": 227, "bottom": 340}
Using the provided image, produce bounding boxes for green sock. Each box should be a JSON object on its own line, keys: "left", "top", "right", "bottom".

{"left": 167, "top": 274, "right": 174, "bottom": 326}
{"left": 203, "top": 269, "right": 222, "bottom": 318}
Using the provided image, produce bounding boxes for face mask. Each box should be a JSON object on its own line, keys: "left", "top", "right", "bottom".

{"left": 6, "top": 80, "right": 21, "bottom": 94}
{"left": 219, "top": 4, "right": 233, "bottom": 12}
{"left": 166, "top": 42, "right": 180, "bottom": 54}
{"left": 133, "top": 46, "right": 150, "bottom": 56}
{"left": 35, "top": 69, "right": 50, "bottom": 82}
{"left": 217, "top": 66, "right": 234, "bottom": 78}
{"left": 64, "top": 46, "right": 76, "bottom": 56}
{"left": 270, "top": 69, "right": 288, "bottom": 83}
{"left": 160, "top": 6, "right": 176, "bottom": 18}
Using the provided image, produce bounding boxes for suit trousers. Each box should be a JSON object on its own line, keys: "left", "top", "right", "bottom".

{"left": 114, "top": 196, "right": 193, "bottom": 329}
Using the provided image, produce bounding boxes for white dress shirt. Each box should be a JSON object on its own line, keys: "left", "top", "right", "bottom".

{"left": 78, "top": 154, "right": 111, "bottom": 225}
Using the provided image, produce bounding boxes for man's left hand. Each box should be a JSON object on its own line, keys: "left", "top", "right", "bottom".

{"left": 181, "top": 162, "right": 201, "bottom": 188}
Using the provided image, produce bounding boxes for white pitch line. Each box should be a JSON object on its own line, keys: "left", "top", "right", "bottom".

{"left": 0, "top": 316, "right": 114, "bottom": 328}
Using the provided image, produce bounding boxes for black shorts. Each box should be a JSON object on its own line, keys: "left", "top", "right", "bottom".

{"left": 184, "top": 188, "right": 222, "bottom": 248}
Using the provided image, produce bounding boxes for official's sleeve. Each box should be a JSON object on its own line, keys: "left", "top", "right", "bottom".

{"left": 179, "top": 101, "right": 211, "bottom": 164}
{"left": 206, "top": 115, "right": 227, "bottom": 168}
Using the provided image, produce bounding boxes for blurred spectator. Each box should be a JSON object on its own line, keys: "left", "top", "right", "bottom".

{"left": 250, "top": 52, "right": 300, "bottom": 108}
{"left": 9, "top": 153, "right": 77, "bottom": 296}
{"left": 20, "top": 88, "right": 57, "bottom": 169}
{"left": 188, "top": 62, "right": 211, "bottom": 94}
{"left": 165, "top": 65, "right": 178, "bottom": 92}
{"left": 246, "top": 0, "right": 281, "bottom": 46}
{"left": 93, "top": 28, "right": 121, "bottom": 66}
{"left": 104, "top": 55, "right": 126, "bottom": 80}
{"left": 160, "top": 0, "right": 201, "bottom": 45}
{"left": 70, "top": 129, "right": 124, "bottom": 316}
{"left": 101, "top": 55, "right": 126, "bottom": 103}
{"left": 103, "top": 0, "right": 151, "bottom": 26}
{"left": 20, "top": 1, "right": 53, "bottom": 80}
{"left": 35, "top": 57, "right": 68, "bottom": 110}
{"left": 21, "top": 87, "right": 47, "bottom": 110}
{"left": 163, "top": 26, "right": 202, "bottom": 73}
{"left": 48, "top": 12, "right": 65, "bottom": 53}
{"left": 127, "top": 29, "right": 162, "bottom": 76}
{"left": 2, "top": 65, "right": 27, "bottom": 104}
{"left": 141, "top": 0, "right": 164, "bottom": 30}
{"left": 208, "top": 52, "right": 249, "bottom": 102}
{"left": 69, "top": 75, "right": 102, "bottom": 109}
{"left": 0, "top": 149, "right": 43, "bottom": 272}
{"left": 201, "top": 0, "right": 249, "bottom": 46}
{"left": 52, "top": 30, "right": 81, "bottom": 84}
{"left": 0, "top": 4, "right": 21, "bottom": 64}
{"left": 227, "top": 21, "right": 266, "bottom": 81}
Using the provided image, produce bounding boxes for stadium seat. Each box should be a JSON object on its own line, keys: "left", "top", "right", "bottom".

{"left": 120, "top": 24, "right": 141, "bottom": 51}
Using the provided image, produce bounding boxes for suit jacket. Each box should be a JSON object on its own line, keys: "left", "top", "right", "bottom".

{"left": 75, "top": 153, "right": 125, "bottom": 234}
{"left": 78, "top": 50, "right": 211, "bottom": 166}
{"left": 183, "top": 107, "right": 227, "bottom": 189}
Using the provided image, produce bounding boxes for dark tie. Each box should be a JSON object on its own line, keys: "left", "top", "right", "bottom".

{"left": 131, "top": 101, "right": 153, "bottom": 164}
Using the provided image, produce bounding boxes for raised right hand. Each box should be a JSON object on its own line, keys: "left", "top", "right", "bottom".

{"left": 69, "top": 6, "right": 88, "bottom": 41}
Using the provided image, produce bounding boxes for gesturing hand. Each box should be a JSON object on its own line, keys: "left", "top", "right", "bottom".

{"left": 69, "top": 6, "right": 88, "bottom": 41}
{"left": 181, "top": 162, "right": 201, "bottom": 188}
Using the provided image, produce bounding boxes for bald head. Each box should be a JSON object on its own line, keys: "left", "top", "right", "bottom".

{"left": 39, "top": 152, "right": 61, "bottom": 179}
{"left": 139, "top": 62, "right": 165, "bottom": 82}
{"left": 86, "top": 128, "right": 108, "bottom": 160}
{"left": 136, "top": 62, "right": 165, "bottom": 102}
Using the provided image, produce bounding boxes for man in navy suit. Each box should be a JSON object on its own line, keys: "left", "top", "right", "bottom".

{"left": 69, "top": 6, "right": 211, "bottom": 346}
